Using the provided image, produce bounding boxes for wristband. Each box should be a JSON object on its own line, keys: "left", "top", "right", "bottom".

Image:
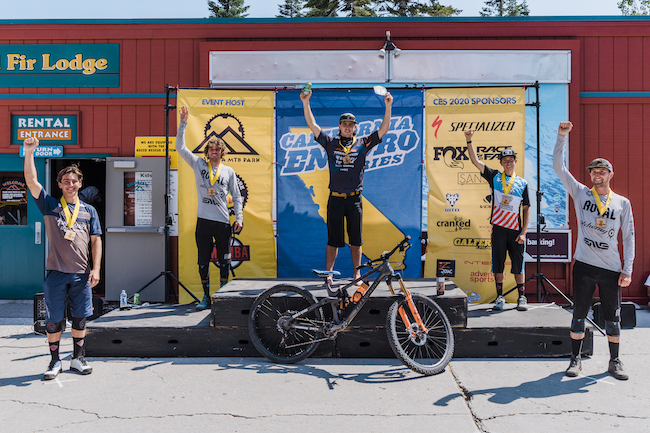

{"left": 466, "top": 141, "right": 472, "bottom": 144}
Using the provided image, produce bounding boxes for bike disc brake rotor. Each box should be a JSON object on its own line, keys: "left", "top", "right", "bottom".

{"left": 408, "top": 323, "right": 428, "bottom": 346}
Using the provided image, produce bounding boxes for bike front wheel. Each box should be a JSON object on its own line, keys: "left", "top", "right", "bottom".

{"left": 386, "top": 293, "right": 454, "bottom": 375}
{"left": 248, "top": 284, "right": 324, "bottom": 364}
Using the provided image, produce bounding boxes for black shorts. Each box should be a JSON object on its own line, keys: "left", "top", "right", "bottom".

{"left": 195, "top": 218, "right": 231, "bottom": 267}
{"left": 572, "top": 260, "right": 621, "bottom": 324}
{"left": 326, "top": 193, "right": 362, "bottom": 248}
{"left": 491, "top": 224, "right": 524, "bottom": 274}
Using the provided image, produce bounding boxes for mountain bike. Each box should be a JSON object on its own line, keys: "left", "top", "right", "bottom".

{"left": 248, "top": 236, "right": 454, "bottom": 375}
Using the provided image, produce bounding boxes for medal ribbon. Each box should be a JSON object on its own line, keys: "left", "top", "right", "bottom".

{"left": 501, "top": 171, "right": 516, "bottom": 196}
{"left": 339, "top": 137, "right": 357, "bottom": 154}
{"left": 591, "top": 187, "right": 612, "bottom": 216}
{"left": 208, "top": 162, "right": 223, "bottom": 186}
{"left": 60, "top": 197, "right": 80, "bottom": 229}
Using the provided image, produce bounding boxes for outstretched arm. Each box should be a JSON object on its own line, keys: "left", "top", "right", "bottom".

{"left": 23, "top": 137, "right": 43, "bottom": 199}
{"left": 464, "top": 130, "right": 485, "bottom": 174}
{"left": 377, "top": 92, "right": 394, "bottom": 139}
{"left": 300, "top": 90, "right": 321, "bottom": 139}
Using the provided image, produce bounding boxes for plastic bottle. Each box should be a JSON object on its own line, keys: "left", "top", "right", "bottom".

{"left": 120, "top": 290, "right": 128, "bottom": 310}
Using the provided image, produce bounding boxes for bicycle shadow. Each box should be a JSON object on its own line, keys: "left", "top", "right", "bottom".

{"left": 210, "top": 359, "right": 429, "bottom": 389}
{"left": 434, "top": 370, "right": 611, "bottom": 406}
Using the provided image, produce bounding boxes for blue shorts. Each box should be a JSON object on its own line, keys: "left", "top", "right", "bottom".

{"left": 43, "top": 270, "right": 93, "bottom": 323}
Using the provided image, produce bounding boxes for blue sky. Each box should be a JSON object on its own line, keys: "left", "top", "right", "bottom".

{"left": 0, "top": 0, "right": 623, "bottom": 19}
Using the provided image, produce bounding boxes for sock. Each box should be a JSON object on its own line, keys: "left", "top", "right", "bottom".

{"left": 49, "top": 340, "right": 60, "bottom": 362}
{"left": 516, "top": 284, "right": 524, "bottom": 295}
{"left": 571, "top": 338, "right": 583, "bottom": 358}
{"left": 609, "top": 341, "right": 620, "bottom": 360}
{"left": 73, "top": 337, "right": 85, "bottom": 358}
{"left": 201, "top": 280, "right": 210, "bottom": 297}
{"left": 220, "top": 280, "right": 227, "bottom": 288}
{"left": 495, "top": 282, "right": 503, "bottom": 297}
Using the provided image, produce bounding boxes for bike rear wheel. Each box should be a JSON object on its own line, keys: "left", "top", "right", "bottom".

{"left": 248, "top": 284, "right": 324, "bottom": 364}
{"left": 386, "top": 293, "right": 454, "bottom": 375}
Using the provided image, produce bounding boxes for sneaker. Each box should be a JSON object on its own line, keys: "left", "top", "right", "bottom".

{"left": 44, "top": 359, "right": 62, "bottom": 380}
{"left": 516, "top": 295, "right": 528, "bottom": 311}
{"left": 565, "top": 356, "right": 582, "bottom": 377}
{"left": 493, "top": 295, "right": 505, "bottom": 311}
{"left": 196, "top": 294, "right": 211, "bottom": 310}
{"left": 70, "top": 356, "right": 93, "bottom": 375}
{"left": 608, "top": 358, "right": 629, "bottom": 380}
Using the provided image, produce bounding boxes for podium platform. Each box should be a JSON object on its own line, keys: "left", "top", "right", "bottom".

{"left": 85, "top": 279, "right": 592, "bottom": 358}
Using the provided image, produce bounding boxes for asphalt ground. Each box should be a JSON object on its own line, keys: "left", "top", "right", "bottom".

{"left": 1, "top": 299, "right": 649, "bottom": 433}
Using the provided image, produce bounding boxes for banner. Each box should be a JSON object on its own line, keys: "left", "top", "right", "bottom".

{"left": 276, "top": 89, "right": 423, "bottom": 278}
{"left": 176, "top": 89, "right": 276, "bottom": 303}
{"left": 425, "top": 87, "right": 525, "bottom": 303}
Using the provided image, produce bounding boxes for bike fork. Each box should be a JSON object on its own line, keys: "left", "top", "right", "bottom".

{"left": 390, "top": 275, "right": 429, "bottom": 334}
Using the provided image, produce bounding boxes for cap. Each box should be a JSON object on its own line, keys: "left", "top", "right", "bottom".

{"left": 587, "top": 158, "right": 613, "bottom": 172}
{"left": 339, "top": 113, "right": 357, "bottom": 124}
{"left": 498, "top": 148, "right": 517, "bottom": 160}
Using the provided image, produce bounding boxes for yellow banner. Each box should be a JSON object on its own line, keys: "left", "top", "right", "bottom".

{"left": 135, "top": 137, "right": 178, "bottom": 169}
{"left": 425, "top": 87, "right": 525, "bottom": 304}
{"left": 176, "top": 89, "right": 276, "bottom": 303}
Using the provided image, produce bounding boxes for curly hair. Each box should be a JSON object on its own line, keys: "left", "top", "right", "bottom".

{"left": 56, "top": 163, "right": 83, "bottom": 183}
{"left": 203, "top": 137, "right": 228, "bottom": 160}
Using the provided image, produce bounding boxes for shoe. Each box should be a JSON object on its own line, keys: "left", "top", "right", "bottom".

{"left": 565, "top": 356, "right": 582, "bottom": 377}
{"left": 493, "top": 295, "right": 505, "bottom": 311}
{"left": 196, "top": 294, "right": 211, "bottom": 310}
{"left": 44, "top": 359, "right": 62, "bottom": 380}
{"left": 608, "top": 358, "right": 629, "bottom": 380}
{"left": 70, "top": 356, "right": 93, "bottom": 375}
{"left": 516, "top": 295, "right": 528, "bottom": 311}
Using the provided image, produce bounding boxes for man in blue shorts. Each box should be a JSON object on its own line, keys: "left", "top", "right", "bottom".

{"left": 300, "top": 89, "right": 393, "bottom": 283}
{"left": 554, "top": 121, "right": 635, "bottom": 380}
{"left": 23, "top": 136, "right": 102, "bottom": 380}
{"left": 466, "top": 129, "right": 530, "bottom": 311}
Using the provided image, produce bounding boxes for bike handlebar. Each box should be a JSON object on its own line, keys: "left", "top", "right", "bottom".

{"left": 357, "top": 236, "right": 411, "bottom": 269}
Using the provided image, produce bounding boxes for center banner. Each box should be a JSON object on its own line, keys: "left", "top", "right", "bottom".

{"left": 176, "top": 89, "right": 276, "bottom": 303}
{"left": 276, "top": 89, "right": 423, "bottom": 278}
{"left": 425, "top": 87, "right": 526, "bottom": 303}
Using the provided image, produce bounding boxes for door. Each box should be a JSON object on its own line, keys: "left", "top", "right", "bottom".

{"left": 105, "top": 157, "right": 167, "bottom": 302}
{"left": 0, "top": 155, "right": 46, "bottom": 299}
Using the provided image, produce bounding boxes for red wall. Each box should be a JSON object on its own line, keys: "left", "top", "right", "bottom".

{"left": 0, "top": 18, "right": 647, "bottom": 302}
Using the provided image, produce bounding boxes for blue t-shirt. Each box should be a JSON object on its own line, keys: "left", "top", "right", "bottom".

{"left": 315, "top": 130, "right": 381, "bottom": 193}
{"left": 481, "top": 166, "right": 530, "bottom": 232}
{"left": 34, "top": 188, "right": 102, "bottom": 274}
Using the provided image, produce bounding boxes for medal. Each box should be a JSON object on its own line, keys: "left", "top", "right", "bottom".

{"left": 60, "top": 196, "right": 80, "bottom": 242}
{"left": 342, "top": 155, "right": 351, "bottom": 164}
{"left": 596, "top": 218, "right": 607, "bottom": 228}
{"left": 502, "top": 171, "right": 516, "bottom": 196}
{"left": 501, "top": 196, "right": 511, "bottom": 206}
{"left": 208, "top": 161, "right": 223, "bottom": 187}
{"left": 590, "top": 187, "right": 612, "bottom": 225}
{"left": 208, "top": 187, "right": 216, "bottom": 196}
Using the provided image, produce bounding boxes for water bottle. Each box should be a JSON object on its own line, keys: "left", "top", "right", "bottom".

{"left": 120, "top": 290, "right": 128, "bottom": 310}
{"left": 302, "top": 82, "right": 312, "bottom": 94}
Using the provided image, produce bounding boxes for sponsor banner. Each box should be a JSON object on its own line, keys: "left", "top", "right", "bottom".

{"left": 276, "top": 89, "right": 423, "bottom": 278}
{"left": 176, "top": 89, "right": 276, "bottom": 302}
{"left": 425, "top": 87, "right": 525, "bottom": 303}
{"left": 525, "top": 230, "right": 572, "bottom": 263}
{"left": 0, "top": 44, "right": 119, "bottom": 87}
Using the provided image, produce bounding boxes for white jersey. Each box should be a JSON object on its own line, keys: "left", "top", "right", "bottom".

{"left": 553, "top": 134, "right": 634, "bottom": 275}
{"left": 176, "top": 121, "right": 243, "bottom": 224}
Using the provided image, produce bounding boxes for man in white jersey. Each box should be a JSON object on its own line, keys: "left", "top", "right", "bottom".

{"left": 554, "top": 121, "right": 635, "bottom": 380}
{"left": 176, "top": 106, "right": 243, "bottom": 310}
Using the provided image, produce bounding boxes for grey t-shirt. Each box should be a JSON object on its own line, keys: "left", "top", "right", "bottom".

{"left": 176, "top": 121, "right": 243, "bottom": 224}
{"left": 553, "top": 134, "right": 634, "bottom": 275}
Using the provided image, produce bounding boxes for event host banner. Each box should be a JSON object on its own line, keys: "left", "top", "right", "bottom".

{"left": 425, "top": 87, "right": 525, "bottom": 304}
{"left": 176, "top": 89, "right": 276, "bottom": 303}
{"left": 276, "top": 89, "right": 423, "bottom": 278}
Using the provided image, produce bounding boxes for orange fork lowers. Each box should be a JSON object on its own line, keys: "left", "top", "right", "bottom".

{"left": 395, "top": 277, "right": 429, "bottom": 335}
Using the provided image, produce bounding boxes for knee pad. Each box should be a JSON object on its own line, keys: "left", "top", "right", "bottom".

{"left": 198, "top": 264, "right": 209, "bottom": 281}
{"left": 71, "top": 317, "right": 87, "bottom": 331}
{"left": 570, "top": 317, "right": 586, "bottom": 334}
{"left": 46, "top": 319, "right": 66, "bottom": 334}
{"left": 605, "top": 320, "right": 621, "bottom": 337}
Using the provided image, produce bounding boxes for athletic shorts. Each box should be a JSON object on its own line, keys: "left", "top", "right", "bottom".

{"left": 326, "top": 193, "right": 362, "bottom": 248}
{"left": 43, "top": 270, "right": 92, "bottom": 323}
{"left": 572, "top": 260, "right": 621, "bottom": 324}
{"left": 491, "top": 224, "right": 524, "bottom": 275}
{"left": 195, "top": 217, "right": 231, "bottom": 267}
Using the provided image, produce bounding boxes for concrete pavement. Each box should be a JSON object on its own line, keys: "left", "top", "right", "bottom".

{"left": 1, "top": 299, "right": 648, "bottom": 433}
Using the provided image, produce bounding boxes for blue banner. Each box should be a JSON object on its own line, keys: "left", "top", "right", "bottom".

{"left": 276, "top": 89, "right": 423, "bottom": 278}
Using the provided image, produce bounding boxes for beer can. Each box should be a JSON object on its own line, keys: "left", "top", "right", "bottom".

{"left": 133, "top": 293, "right": 140, "bottom": 306}
{"left": 436, "top": 277, "right": 445, "bottom": 296}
